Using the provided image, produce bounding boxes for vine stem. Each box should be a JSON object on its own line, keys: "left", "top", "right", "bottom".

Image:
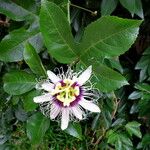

{"left": 70, "top": 3, "right": 97, "bottom": 16}
{"left": 67, "top": 0, "right": 71, "bottom": 24}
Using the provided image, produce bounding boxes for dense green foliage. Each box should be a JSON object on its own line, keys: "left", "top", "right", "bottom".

{"left": 0, "top": 0, "right": 150, "bottom": 149}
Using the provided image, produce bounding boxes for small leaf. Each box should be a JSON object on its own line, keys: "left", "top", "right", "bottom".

{"left": 101, "top": 0, "right": 118, "bottom": 16}
{"left": 23, "top": 90, "right": 40, "bottom": 112}
{"left": 40, "top": 0, "right": 77, "bottom": 63}
{"left": 135, "top": 83, "right": 150, "bottom": 94}
{"left": 65, "top": 122, "right": 82, "bottom": 140}
{"left": 26, "top": 112, "right": 50, "bottom": 144}
{"left": 128, "top": 91, "right": 142, "bottom": 100}
{"left": 3, "top": 71, "right": 36, "bottom": 95}
{"left": 111, "top": 118, "right": 126, "bottom": 127}
{"left": 125, "top": 121, "right": 142, "bottom": 138}
{"left": 138, "top": 97, "right": 150, "bottom": 116}
{"left": 24, "top": 42, "right": 46, "bottom": 76}
{"left": 0, "top": 28, "right": 39, "bottom": 62}
{"left": 15, "top": 106, "right": 28, "bottom": 122}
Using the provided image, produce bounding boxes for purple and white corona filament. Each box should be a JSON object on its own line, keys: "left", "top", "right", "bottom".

{"left": 33, "top": 66, "right": 101, "bottom": 130}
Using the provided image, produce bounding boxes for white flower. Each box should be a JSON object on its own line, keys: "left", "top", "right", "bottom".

{"left": 33, "top": 66, "right": 101, "bottom": 130}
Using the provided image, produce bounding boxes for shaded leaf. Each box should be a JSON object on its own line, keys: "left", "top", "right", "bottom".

{"left": 128, "top": 91, "right": 142, "bottom": 100}
{"left": 3, "top": 71, "right": 36, "bottom": 95}
{"left": 14, "top": 0, "right": 37, "bottom": 14}
{"left": 65, "top": 122, "right": 82, "bottom": 140}
{"left": 135, "top": 83, "right": 150, "bottom": 94}
{"left": 0, "top": 28, "right": 39, "bottom": 62}
{"left": 26, "top": 112, "right": 50, "bottom": 144}
{"left": 119, "top": 0, "right": 144, "bottom": 18}
{"left": 24, "top": 42, "right": 46, "bottom": 76}
{"left": 101, "top": 0, "right": 118, "bottom": 16}
{"left": 23, "top": 90, "right": 40, "bottom": 112}
{"left": 15, "top": 106, "right": 28, "bottom": 122}
{"left": 0, "top": 0, "right": 32, "bottom": 21}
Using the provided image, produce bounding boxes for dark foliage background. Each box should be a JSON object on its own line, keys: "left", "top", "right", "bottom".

{"left": 0, "top": 0, "right": 150, "bottom": 150}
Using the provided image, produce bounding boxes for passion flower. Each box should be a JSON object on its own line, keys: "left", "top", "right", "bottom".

{"left": 33, "top": 66, "right": 100, "bottom": 130}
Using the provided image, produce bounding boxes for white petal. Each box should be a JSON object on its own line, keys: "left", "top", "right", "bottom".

{"left": 50, "top": 104, "right": 61, "bottom": 119}
{"left": 77, "top": 66, "right": 92, "bottom": 85}
{"left": 79, "top": 98, "right": 101, "bottom": 113}
{"left": 33, "top": 94, "right": 52, "bottom": 103}
{"left": 47, "top": 70, "right": 60, "bottom": 83}
{"left": 61, "top": 108, "right": 70, "bottom": 130}
{"left": 71, "top": 106, "right": 83, "bottom": 120}
{"left": 41, "top": 82, "right": 54, "bottom": 91}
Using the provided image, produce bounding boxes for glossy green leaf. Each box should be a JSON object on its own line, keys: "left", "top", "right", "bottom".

{"left": 119, "top": 0, "right": 144, "bottom": 18}
{"left": 26, "top": 112, "right": 50, "bottom": 144}
{"left": 101, "top": 0, "right": 118, "bottom": 16}
{"left": 79, "top": 61, "right": 128, "bottom": 92}
{"left": 65, "top": 122, "right": 82, "bottom": 140}
{"left": 78, "top": 16, "right": 142, "bottom": 92}
{"left": 24, "top": 42, "right": 46, "bottom": 76}
{"left": 40, "top": 0, "right": 77, "bottom": 63}
{"left": 3, "top": 71, "right": 36, "bottom": 95}
{"left": 0, "top": 28, "right": 39, "bottom": 62}
{"left": 80, "top": 16, "right": 142, "bottom": 57}
{"left": 0, "top": 0, "right": 31, "bottom": 21}
{"left": 125, "top": 121, "right": 142, "bottom": 138}
{"left": 23, "top": 90, "right": 40, "bottom": 112}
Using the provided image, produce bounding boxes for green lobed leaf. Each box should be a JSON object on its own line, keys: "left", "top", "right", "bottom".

{"left": 24, "top": 42, "right": 46, "bottom": 76}
{"left": 40, "top": 0, "right": 77, "bottom": 63}
{"left": 0, "top": 28, "right": 39, "bottom": 62}
{"left": 106, "top": 130, "right": 133, "bottom": 150}
{"left": 3, "top": 71, "right": 36, "bottom": 95}
{"left": 80, "top": 16, "right": 142, "bottom": 58}
{"left": 26, "top": 112, "right": 50, "bottom": 144}
{"left": 65, "top": 122, "right": 82, "bottom": 140}
{"left": 0, "top": 0, "right": 31, "bottom": 21}
{"left": 101, "top": 0, "right": 118, "bottom": 16}
{"left": 119, "top": 0, "right": 144, "bottom": 18}
{"left": 125, "top": 121, "right": 142, "bottom": 138}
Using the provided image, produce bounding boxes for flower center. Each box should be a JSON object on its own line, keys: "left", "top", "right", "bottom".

{"left": 52, "top": 79, "right": 80, "bottom": 106}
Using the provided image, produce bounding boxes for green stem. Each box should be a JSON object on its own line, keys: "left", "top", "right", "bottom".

{"left": 70, "top": 3, "right": 97, "bottom": 16}
{"left": 67, "top": 0, "right": 71, "bottom": 24}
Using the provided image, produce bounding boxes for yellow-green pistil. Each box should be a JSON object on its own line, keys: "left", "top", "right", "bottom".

{"left": 51, "top": 79, "right": 80, "bottom": 106}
